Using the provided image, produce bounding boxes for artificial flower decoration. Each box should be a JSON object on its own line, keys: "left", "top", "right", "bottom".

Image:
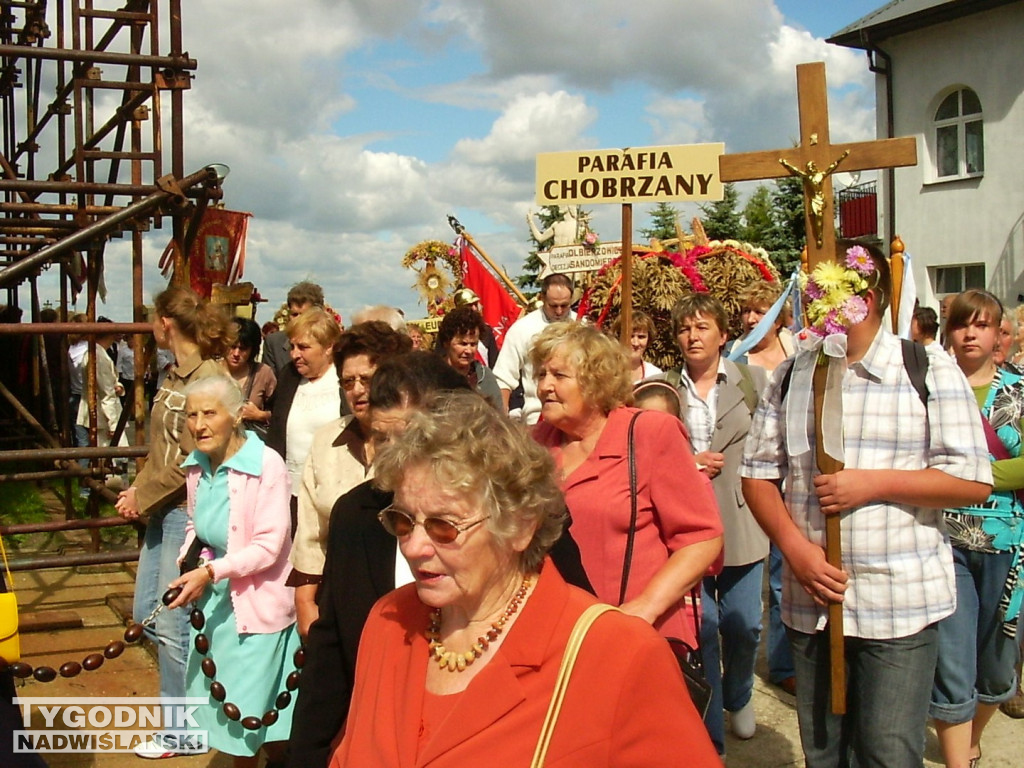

{"left": 801, "top": 245, "right": 875, "bottom": 337}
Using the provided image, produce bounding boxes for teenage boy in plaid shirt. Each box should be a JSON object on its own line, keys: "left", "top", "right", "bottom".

{"left": 741, "top": 246, "right": 992, "bottom": 768}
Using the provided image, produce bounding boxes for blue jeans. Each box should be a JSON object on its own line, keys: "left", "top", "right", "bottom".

{"left": 134, "top": 506, "right": 190, "bottom": 723}
{"left": 789, "top": 624, "right": 938, "bottom": 768}
{"left": 700, "top": 561, "right": 764, "bottom": 754}
{"left": 69, "top": 395, "right": 90, "bottom": 471}
{"left": 767, "top": 543, "right": 795, "bottom": 682}
{"left": 931, "top": 547, "right": 1021, "bottom": 723}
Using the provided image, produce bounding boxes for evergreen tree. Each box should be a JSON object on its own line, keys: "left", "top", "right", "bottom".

{"left": 699, "top": 183, "right": 742, "bottom": 240}
{"left": 769, "top": 175, "right": 806, "bottom": 276}
{"left": 639, "top": 202, "right": 680, "bottom": 244}
{"left": 740, "top": 185, "right": 775, "bottom": 246}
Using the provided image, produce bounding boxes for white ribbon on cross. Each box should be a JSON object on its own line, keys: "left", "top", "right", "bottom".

{"left": 785, "top": 332, "right": 847, "bottom": 464}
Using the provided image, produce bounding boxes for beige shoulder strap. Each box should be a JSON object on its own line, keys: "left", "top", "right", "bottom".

{"left": 530, "top": 603, "right": 620, "bottom": 768}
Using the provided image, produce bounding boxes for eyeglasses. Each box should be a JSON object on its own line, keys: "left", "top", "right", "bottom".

{"left": 377, "top": 505, "right": 490, "bottom": 544}
{"left": 341, "top": 374, "right": 373, "bottom": 391}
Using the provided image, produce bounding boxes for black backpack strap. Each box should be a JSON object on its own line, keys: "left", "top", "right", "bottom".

{"left": 779, "top": 360, "right": 796, "bottom": 404}
{"left": 900, "top": 338, "right": 930, "bottom": 408}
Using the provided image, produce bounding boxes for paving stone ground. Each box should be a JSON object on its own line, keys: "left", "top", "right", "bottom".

{"left": 6, "top": 498, "right": 1022, "bottom": 766}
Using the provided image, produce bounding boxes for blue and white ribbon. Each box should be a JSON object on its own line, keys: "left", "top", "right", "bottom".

{"left": 727, "top": 269, "right": 801, "bottom": 362}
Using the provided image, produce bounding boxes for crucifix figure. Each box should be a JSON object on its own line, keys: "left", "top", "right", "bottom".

{"left": 779, "top": 149, "right": 849, "bottom": 247}
{"left": 720, "top": 61, "right": 916, "bottom": 270}
{"left": 720, "top": 61, "right": 917, "bottom": 716}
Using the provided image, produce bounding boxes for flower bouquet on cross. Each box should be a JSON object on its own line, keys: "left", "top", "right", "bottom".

{"left": 801, "top": 245, "right": 876, "bottom": 338}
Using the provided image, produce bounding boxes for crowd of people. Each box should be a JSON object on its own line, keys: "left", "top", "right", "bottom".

{"left": 41, "top": 251, "right": 1021, "bottom": 768}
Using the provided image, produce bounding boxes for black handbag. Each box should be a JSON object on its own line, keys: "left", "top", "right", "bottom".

{"left": 180, "top": 536, "right": 210, "bottom": 575}
{"left": 620, "top": 411, "right": 713, "bottom": 720}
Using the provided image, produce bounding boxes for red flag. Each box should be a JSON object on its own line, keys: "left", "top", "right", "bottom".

{"left": 178, "top": 208, "right": 252, "bottom": 299}
{"left": 456, "top": 236, "right": 522, "bottom": 348}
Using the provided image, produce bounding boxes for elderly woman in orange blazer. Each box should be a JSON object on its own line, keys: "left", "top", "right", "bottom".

{"left": 329, "top": 391, "right": 720, "bottom": 768}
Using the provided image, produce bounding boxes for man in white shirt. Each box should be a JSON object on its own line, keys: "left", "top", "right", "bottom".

{"left": 492, "top": 273, "right": 573, "bottom": 424}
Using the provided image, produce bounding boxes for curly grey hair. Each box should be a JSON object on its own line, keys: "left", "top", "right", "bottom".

{"left": 372, "top": 390, "right": 566, "bottom": 572}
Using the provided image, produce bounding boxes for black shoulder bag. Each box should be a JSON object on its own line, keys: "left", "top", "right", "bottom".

{"left": 619, "top": 411, "right": 712, "bottom": 720}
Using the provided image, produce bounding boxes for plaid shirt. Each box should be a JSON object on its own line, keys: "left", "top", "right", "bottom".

{"left": 678, "top": 360, "right": 726, "bottom": 454}
{"left": 741, "top": 326, "right": 992, "bottom": 639}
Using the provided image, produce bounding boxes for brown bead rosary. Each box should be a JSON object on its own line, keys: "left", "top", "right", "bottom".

{"left": 2, "top": 585, "right": 304, "bottom": 731}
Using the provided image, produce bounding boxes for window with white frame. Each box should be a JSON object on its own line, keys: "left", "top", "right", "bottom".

{"left": 933, "top": 263, "right": 986, "bottom": 296}
{"left": 933, "top": 88, "right": 984, "bottom": 180}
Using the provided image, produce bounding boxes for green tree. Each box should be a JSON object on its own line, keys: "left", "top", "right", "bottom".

{"left": 740, "top": 185, "right": 775, "bottom": 246}
{"left": 699, "top": 182, "right": 742, "bottom": 240}
{"left": 769, "top": 175, "right": 806, "bottom": 276}
{"left": 639, "top": 202, "right": 680, "bottom": 244}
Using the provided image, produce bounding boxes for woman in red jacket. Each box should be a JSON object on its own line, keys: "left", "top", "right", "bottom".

{"left": 331, "top": 391, "right": 720, "bottom": 767}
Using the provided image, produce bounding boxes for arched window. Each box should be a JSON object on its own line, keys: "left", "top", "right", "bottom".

{"left": 934, "top": 88, "right": 983, "bottom": 180}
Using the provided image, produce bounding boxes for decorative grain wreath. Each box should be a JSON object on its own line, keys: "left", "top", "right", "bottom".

{"left": 578, "top": 242, "right": 780, "bottom": 370}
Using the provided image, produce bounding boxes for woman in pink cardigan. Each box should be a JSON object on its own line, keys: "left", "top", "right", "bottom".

{"left": 168, "top": 375, "right": 298, "bottom": 768}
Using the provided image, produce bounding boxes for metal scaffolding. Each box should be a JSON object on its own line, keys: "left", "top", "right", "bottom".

{"left": 0, "top": 0, "right": 215, "bottom": 553}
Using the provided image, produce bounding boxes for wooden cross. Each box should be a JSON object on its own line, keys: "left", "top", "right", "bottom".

{"left": 719, "top": 61, "right": 918, "bottom": 716}
{"left": 720, "top": 61, "right": 917, "bottom": 269}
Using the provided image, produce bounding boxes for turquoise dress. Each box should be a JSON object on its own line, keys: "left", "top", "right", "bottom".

{"left": 181, "top": 435, "right": 301, "bottom": 757}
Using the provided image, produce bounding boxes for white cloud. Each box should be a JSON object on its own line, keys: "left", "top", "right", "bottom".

{"left": 645, "top": 98, "right": 713, "bottom": 146}
{"left": 452, "top": 91, "right": 598, "bottom": 165}
{"left": 769, "top": 25, "right": 868, "bottom": 88}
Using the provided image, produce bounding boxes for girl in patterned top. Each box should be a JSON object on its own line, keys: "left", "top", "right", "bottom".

{"left": 931, "top": 289, "right": 1024, "bottom": 768}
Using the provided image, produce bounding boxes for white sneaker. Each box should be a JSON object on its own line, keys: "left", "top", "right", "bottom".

{"left": 730, "top": 701, "right": 756, "bottom": 739}
{"left": 133, "top": 736, "right": 183, "bottom": 759}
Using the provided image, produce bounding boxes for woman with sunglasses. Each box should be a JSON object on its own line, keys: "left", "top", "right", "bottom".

{"left": 931, "top": 289, "right": 1024, "bottom": 768}
{"left": 328, "top": 390, "right": 719, "bottom": 767}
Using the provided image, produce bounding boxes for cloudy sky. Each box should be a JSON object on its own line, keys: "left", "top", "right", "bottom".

{"left": 43, "top": 0, "right": 884, "bottom": 324}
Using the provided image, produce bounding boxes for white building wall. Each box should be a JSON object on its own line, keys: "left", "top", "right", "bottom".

{"left": 872, "top": 2, "right": 1024, "bottom": 311}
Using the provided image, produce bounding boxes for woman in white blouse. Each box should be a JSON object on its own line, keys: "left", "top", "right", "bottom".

{"left": 265, "top": 307, "right": 343, "bottom": 534}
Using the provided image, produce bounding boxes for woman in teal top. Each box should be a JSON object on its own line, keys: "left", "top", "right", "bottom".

{"left": 168, "top": 375, "right": 300, "bottom": 767}
{"left": 931, "top": 290, "right": 1024, "bottom": 768}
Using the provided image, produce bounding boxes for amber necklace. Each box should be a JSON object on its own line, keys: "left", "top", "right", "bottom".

{"left": 426, "top": 574, "right": 531, "bottom": 672}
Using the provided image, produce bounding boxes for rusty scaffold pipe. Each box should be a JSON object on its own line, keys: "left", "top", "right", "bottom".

{"left": 0, "top": 165, "right": 224, "bottom": 288}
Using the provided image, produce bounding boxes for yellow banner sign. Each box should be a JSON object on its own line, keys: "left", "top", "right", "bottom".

{"left": 535, "top": 143, "right": 724, "bottom": 205}
{"left": 407, "top": 317, "right": 442, "bottom": 334}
